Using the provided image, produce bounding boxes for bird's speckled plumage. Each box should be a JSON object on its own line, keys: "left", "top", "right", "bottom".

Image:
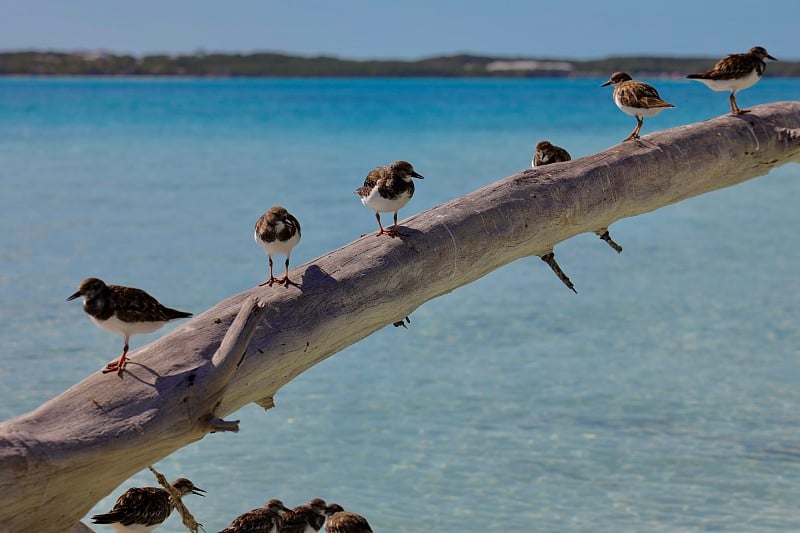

{"left": 254, "top": 205, "right": 302, "bottom": 287}
{"left": 601, "top": 72, "right": 674, "bottom": 141}
{"left": 355, "top": 160, "right": 424, "bottom": 236}
{"left": 324, "top": 504, "right": 373, "bottom": 533}
{"left": 282, "top": 498, "right": 328, "bottom": 533}
{"left": 67, "top": 277, "right": 192, "bottom": 374}
{"left": 687, "top": 46, "right": 777, "bottom": 114}
{"left": 219, "top": 499, "right": 290, "bottom": 533}
{"left": 91, "top": 478, "right": 204, "bottom": 533}
{"left": 532, "top": 140, "right": 571, "bottom": 167}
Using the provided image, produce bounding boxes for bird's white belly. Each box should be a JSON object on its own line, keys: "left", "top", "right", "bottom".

{"left": 90, "top": 314, "right": 167, "bottom": 338}
{"left": 615, "top": 101, "right": 668, "bottom": 118}
{"left": 693, "top": 69, "right": 760, "bottom": 93}
{"left": 361, "top": 187, "right": 411, "bottom": 213}
{"left": 254, "top": 229, "right": 300, "bottom": 256}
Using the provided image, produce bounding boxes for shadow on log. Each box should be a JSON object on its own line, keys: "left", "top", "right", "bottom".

{"left": 1, "top": 102, "right": 799, "bottom": 532}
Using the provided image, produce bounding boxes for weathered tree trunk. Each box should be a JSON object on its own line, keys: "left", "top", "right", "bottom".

{"left": 1, "top": 102, "right": 799, "bottom": 532}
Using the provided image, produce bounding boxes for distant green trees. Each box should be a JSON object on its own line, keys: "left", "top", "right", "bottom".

{"left": 1, "top": 51, "right": 798, "bottom": 77}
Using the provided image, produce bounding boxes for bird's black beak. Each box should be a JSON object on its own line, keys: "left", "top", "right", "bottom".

{"left": 191, "top": 487, "right": 206, "bottom": 496}
{"left": 767, "top": 54, "right": 778, "bottom": 61}
{"left": 67, "top": 291, "right": 81, "bottom": 301}
{"left": 411, "top": 171, "right": 425, "bottom": 179}
{"left": 600, "top": 80, "right": 612, "bottom": 87}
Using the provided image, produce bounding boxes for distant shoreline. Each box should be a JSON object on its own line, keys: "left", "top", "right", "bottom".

{"left": 2, "top": 50, "right": 798, "bottom": 78}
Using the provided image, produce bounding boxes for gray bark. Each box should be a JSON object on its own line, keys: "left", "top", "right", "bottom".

{"left": 2, "top": 102, "right": 799, "bottom": 532}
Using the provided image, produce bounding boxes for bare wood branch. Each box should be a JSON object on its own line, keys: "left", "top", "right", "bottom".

{"left": 148, "top": 466, "right": 202, "bottom": 533}
{"left": 1, "top": 102, "right": 799, "bottom": 532}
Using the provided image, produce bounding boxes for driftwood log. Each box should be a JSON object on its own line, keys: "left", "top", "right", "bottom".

{"left": 1, "top": 102, "right": 799, "bottom": 532}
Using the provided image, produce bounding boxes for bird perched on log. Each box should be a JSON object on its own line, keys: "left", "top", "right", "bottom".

{"left": 356, "top": 160, "right": 424, "bottom": 237}
{"left": 91, "top": 477, "right": 205, "bottom": 533}
{"left": 687, "top": 46, "right": 777, "bottom": 115}
{"left": 531, "top": 141, "right": 622, "bottom": 253}
{"left": 218, "top": 499, "right": 291, "bottom": 533}
{"left": 532, "top": 140, "right": 571, "bottom": 167}
{"left": 324, "top": 503, "right": 373, "bottom": 533}
{"left": 255, "top": 205, "right": 302, "bottom": 287}
{"left": 68, "top": 277, "right": 192, "bottom": 375}
{"left": 282, "top": 498, "right": 328, "bottom": 533}
{"left": 601, "top": 71, "right": 674, "bottom": 141}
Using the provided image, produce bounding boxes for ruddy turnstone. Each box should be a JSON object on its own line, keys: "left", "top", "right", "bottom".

{"left": 532, "top": 140, "right": 571, "bottom": 167}
{"left": 68, "top": 278, "right": 192, "bottom": 375}
{"left": 324, "top": 504, "right": 373, "bottom": 533}
{"left": 255, "top": 206, "right": 302, "bottom": 287}
{"left": 356, "top": 160, "right": 424, "bottom": 237}
{"left": 282, "top": 498, "right": 328, "bottom": 533}
{"left": 539, "top": 251, "right": 577, "bottom": 293}
{"left": 219, "top": 499, "right": 291, "bottom": 533}
{"left": 687, "top": 46, "right": 777, "bottom": 115}
{"left": 91, "top": 477, "right": 205, "bottom": 533}
{"left": 601, "top": 72, "right": 674, "bottom": 141}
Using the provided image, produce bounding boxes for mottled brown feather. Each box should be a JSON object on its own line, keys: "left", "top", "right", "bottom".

{"left": 615, "top": 80, "right": 674, "bottom": 110}
{"left": 255, "top": 205, "right": 301, "bottom": 244}
{"left": 688, "top": 47, "right": 774, "bottom": 81}
{"left": 326, "top": 512, "right": 373, "bottom": 533}
{"left": 533, "top": 141, "right": 571, "bottom": 166}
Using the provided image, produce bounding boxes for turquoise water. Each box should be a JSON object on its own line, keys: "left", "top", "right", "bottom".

{"left": 1, "top": 77, "right": 799, "bottom": 531}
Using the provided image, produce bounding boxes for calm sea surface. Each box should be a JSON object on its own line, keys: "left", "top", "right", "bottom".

{"left": 1, "top": 77, "right": 798, "bottom": 532}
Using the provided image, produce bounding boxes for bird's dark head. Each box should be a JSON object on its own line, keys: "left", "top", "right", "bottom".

{"left": 267, "top": 205, "right": 290, "bottom": 219}
{"left": 601, "top": 71, "right": 632, "bottom": 87}
{"left": 307, "top": 498, "right": 328, "bottom": 515}
{"left": 172, "top": 478, "right": 206, "bottom": 497}
{"left": 325, "top": 503, "right": 345, "bottom": 517}
{"left": 265, "top": 499, "right": 291, "bottom": 515}
{"left": 749, "top": 46, "right": 777, "bottom": 61}
{"left": 391, "top": 160, "right": 424, "bottom": 180}
{"left": 67, "top": 277, "right": 107, "bottom": 302}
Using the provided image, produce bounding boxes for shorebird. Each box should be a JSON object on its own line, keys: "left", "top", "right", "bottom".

{"left": 219, "top": 499, "right": 291, "bottom": 533}
{"left": 282, "top": 498, "right": 328, "bottom": 533}
{"left": 687, "top": 46, "right": 777, "bottom": 115}
{"left": 91, "top": 477, "right": 205, "bottom": 533}
{"left": 356, "top": 160, "right": 424, "bottom": 237}
{"left": 324, "top": 503, "right": 373, "bottom": 533}
{"left": 68, "top": 278, "right": 192, "bottom": 375}
{"left": 255, "top": 205, "right": 302, "bottom": 287}
{"left": 601, "top": 71, "right": 675, "bottom": 141}
{"left": 532, "top": 140, "right": 571, "bottom": 167}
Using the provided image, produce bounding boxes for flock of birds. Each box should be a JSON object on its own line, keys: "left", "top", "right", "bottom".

{"left": 91, "top": 478, "right": 371, "bottom": 532}
{"left": 71, "top": 47, "right": 776, "bottom": 531}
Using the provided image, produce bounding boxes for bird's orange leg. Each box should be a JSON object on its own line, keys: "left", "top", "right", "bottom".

{"left": 730, "top": 93, "right": 746, "bottom": 115}
{"left": 384, "top": 211, "right": 407, "bottom": 237}
{"left": 103, "top": 342, "right": 129, "bottom": 375}
{"left": 259, "top": 256, "right": 278, "bottom": 286}
{"left": 278, "top": 257, "right": 299, "bottom": 287}
{"left": 624, "top": 117, "right": 643, "bottom": 141}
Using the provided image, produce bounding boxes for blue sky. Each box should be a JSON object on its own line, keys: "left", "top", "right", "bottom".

{"left": 2, "top": 0, "right": 797, "bottom": 60}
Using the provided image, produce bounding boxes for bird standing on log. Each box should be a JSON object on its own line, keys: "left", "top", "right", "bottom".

{"left": 687, "top": 46, "right": 777, "bottom": 115}
{"left": 68, "top": 278, "right": 192, "bottom": 375}
{"left": 356, "top": 160, "right": 424, "bottom": 237}
{"left": 255, "top": 205, "right": 302, "bottom": 287}
{"left": 601, "top": 71, "right": 674, "bottom": 141}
